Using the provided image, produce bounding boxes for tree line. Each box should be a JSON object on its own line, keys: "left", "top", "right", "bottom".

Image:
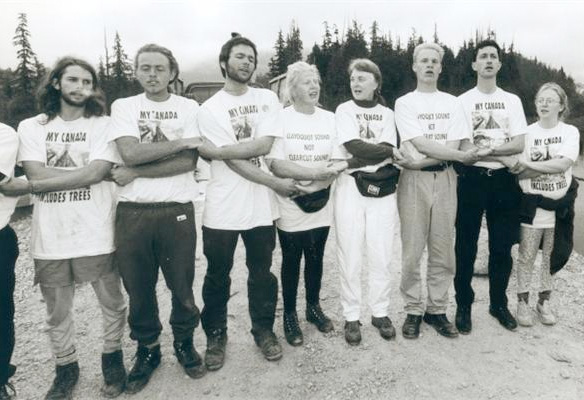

{"left": 1, "top": 14, "right": 583, "bottom": 144}
{"left": 268, "top": 20, "right": 584, "bottom": 139}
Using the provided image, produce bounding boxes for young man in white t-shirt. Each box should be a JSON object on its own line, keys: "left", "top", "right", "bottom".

{"left": 454, "top": 40, "right": 528, "bottom": 334}
{"left": 0, "top": 123, "right": 27, "bottom": 400}
{"left": 195, "top": 34, "right": 300, "bottom": 370}
{"left": 108, "top": 44, "right": 205, "bottom": 394}
{"left": 395, "top": 43, "right": 479, "bottom": 340}
{"left": 17, "top": 58, "right": 127, "bottom": 400}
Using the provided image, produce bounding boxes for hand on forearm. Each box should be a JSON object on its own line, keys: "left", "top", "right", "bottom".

{"left": 0, "top": 178, "right": 31, "bottom": 197}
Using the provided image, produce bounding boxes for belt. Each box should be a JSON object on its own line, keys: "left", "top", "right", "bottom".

{"left": 420, "top": 161, "right": 452, "bottom": 172}
{"left": 461, "top": 165, "right": 509, "bottom": 177}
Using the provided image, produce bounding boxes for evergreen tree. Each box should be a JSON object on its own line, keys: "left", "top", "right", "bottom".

{"left": 109, "top": 31, "right": 133, "bottom": 84}
{"left": 268, "top": 29, "right": 287, "bottom": 78}
{"left": 284, "top": 21, "right": 303, "bottom": 66}
{"left": 12, "top": 13, "right": 37, "bottom": 95}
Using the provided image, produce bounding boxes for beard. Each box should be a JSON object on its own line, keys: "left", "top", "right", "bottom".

{"left": 225, "top": 63, "right": 253, "bottom": 85}
{"left": 61, "top": 91, "right": 89, "bottom": 108}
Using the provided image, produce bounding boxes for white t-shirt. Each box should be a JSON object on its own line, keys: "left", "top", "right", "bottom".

{"left": 0, "top": 123, "right": 19, "bottom": 230}
{"left": 17, "top": 114, "right": 117, "bottom": 259}
{"left": 335, "top": 100, "right": 397, "bottom": 173}
{"left": 459, "top": 87, "right": 527, "bottom": 169}
{"left": 198, "top": 87, "right": 282, "bottom": 230}
{"left": 519, "top": 121, "right": 580, "bottom": 228}
{"left": 108, "top": 93, "right": 199, "bottom": 203}
{"left": 395, "top": 90, "right": 470, "bottom": 160}
{"left": 266, "top": 106, "right": 336, "bottom": 232}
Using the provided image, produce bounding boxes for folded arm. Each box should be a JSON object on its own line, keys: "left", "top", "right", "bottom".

{"left": 115, "top": 136, "right": 201, "bottom": 167}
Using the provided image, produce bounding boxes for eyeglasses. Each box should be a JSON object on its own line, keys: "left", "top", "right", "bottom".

{"left": 536, "top": 98, "right": 560, "bottom": 106}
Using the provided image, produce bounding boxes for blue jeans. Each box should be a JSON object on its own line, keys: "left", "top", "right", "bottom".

{"left": 0, "top": 225, "right": 18, "bottom": 384}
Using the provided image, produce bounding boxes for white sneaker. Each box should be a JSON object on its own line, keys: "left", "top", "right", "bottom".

{"left": 536, "top": 300, "right": 557, "bottom": 325}
{"left": 516, "top": 300, "right": 534, "bottom": 327}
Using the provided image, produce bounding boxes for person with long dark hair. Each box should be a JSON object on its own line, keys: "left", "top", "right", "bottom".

{"left": 17, "top": 57, "right": 127, "bottom": 399}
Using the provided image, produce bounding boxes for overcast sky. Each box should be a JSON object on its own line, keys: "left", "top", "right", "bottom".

{"left": 1, "top": 0, "right": 583, "bottom": 84}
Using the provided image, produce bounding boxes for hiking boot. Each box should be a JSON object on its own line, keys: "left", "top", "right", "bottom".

{"left": 101, "top": 350, "right": 126, "bottom": 398}
{"left": 45, "top": 361, "right": 79, "bottom": 400}
{"left": 125, "top": 345, "right": 161, "bottom": 395}
{"left": 489, "top": 306, "right": 518, "bottom": 331}
{"left": 283, "top": 312, "right": 303, "bottom": 346}
{"left": 253, "top": 330, "right": 283, "bottom": 361}
{"left": 402, "top": 314, "right": 422, "bottom": 339}
{"left": 0, "top": 382, "right": 16, "bottom": 400}
{"left": 205, "top": 329, "right": 228, "bottom": 371}
{"left": 306, "top": 303, "right": 334, "bottom": 333}
{"left": 371, "top": 316, "right": 396, "bottom": 340}
{"left": 455, "top": 305, "right": 472, "bottom": 334}
{"left": 174, "top": 339, "right": 206, "bottom": 379}
{"left": 423, "top": 313, "right": 459, "bottom": 338}
{"left": 536, "top": 300, "right": 557, "bottom": 325}
{"left": 517, "top": 300, "right": 534, "bottom": 327}
{"left": 344, "top": 320, "right": 361, "bottom": 346}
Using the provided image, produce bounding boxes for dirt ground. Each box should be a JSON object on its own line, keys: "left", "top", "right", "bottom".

{"left": 8, "top": 200, "right": 584, "bottom": 400}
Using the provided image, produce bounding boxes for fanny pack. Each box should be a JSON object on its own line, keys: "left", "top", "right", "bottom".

{"left": 350, "top": 164, "right": 400, "bottom": 198}
{"left": 292, "top": 186, "right": 331, "bottom": 213}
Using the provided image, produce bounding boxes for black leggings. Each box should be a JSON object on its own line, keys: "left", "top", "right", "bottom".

{"left": 0, "top": 225, "right": 18, "bottom": 384}
{"left": 277, "top": 226, "right": 330, "bottom": 314}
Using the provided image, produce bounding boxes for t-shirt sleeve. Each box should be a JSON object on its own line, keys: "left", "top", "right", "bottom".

{"left": 335, "top": 104, "right": 360, "bottom": 145}
{"left": 448, "top": 99, "right": 471, "bottom": 141}
{"left": 379, "top": 109, "right": 398, "bottom": 146}
{"left": 182, "top": 100, "right": 200, "bottom": 139}
{"left": 266, "top": 136, "right": 286, "bottom": 160}
{"left": 197, "top": 105, "right": 236, "bottom": 147}
{"left": 394, "top": 97, "right": 422, "bottom": 142}
{"left": 108, "top": 99, "right": 139, "bottom": 142}
{"left": 17, "top": 118, "right": 46, "bottom": 163}
{"left": 256, "top": 94, "right": 284, "bottom": 139}
{"left": 90, "top": 118, "right": 118, "bottom": 163}
{"left": 0, "top": 125, "right": 18, "bottom": 179}
{"left": 509, "top": 95, "right": 528, "bottom": 137}
{"left": 558, "top": 125, "right": 580, "bottom": 162}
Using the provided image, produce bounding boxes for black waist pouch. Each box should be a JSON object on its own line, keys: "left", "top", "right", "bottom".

{"left": 350, "top": 164, "right": 400, "bottom": 198}
{"left": 292, "top": 186, "right": 331, "bottom": 213}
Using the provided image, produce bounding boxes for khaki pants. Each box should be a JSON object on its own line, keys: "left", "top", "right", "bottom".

{"left": 36, "top": 254, "right": 126, "bottom": 366}
{"left": 397, "top": 168, "right": 457, "bottom": 315}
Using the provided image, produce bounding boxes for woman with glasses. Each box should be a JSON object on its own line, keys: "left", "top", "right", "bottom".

{"left": 510, "top": 82, "right": 580, "bottom": 326}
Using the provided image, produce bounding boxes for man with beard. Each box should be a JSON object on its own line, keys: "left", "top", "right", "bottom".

{"left": 17, "top": 57, "right": 127, "bottom": 399}
{"left": 108, "top": 44, "right": 205, "bottom": 394}
{"left": 454, "top": 40, "right": 527, "bottom": 333}
{"left": 195, "top": 33, "right": 299, "bottom": 370}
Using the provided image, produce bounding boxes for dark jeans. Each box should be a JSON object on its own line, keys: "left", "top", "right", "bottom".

{"left": 201, "top": 225, "right": 277, "bottom": 336}
{"left": 277, "top": 226, "right": 330, "bottom": 314}
{"left": 0, "top": 225, "right": 18, "bottom": 384}
{"left": 115, "top": 202, "right": 199, "bottom": 345}
{"left": 454, "top": 166, "right": 521, "bottom": 308}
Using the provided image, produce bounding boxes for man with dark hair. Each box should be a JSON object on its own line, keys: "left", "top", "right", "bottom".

{"left": 108, "top": 43, "right": 204, "bottom": 394}
{"left": 196, "top": 33, "right": 299, "bottom": 370}
{"left": 17, "top": 57, "right": 127, "bottom": 399}
{"left": 454, "top": 39, "right": 527, "bottom": 333}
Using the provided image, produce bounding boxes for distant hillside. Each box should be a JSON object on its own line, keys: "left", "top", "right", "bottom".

{"left": 180, "top": 49, "right": 271, "bottom": 85}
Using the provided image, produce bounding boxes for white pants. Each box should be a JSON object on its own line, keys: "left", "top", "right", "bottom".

{"left": 334, "top": 174, "right": 398, "bottom": 321}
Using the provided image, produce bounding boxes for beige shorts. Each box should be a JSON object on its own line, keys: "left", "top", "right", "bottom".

{"left": 34, "top": 253, "right": 115, "bottom": 287}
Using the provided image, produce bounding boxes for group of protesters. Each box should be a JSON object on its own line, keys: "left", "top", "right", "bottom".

{"left": 0, "top": 33, "right": 579, "bottom": 400}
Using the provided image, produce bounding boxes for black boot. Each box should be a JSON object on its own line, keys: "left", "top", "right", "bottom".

{"left": 125, "top": 345, "right": 161, "bottom": 395}
{"left": 101, "top": 350, "right": 126, "bottom": 398}
{"left": 174, "top": 338, "right": 206, "bottom": 379}
{"left": 283, "top": 312, "right": 303, "bottom": 346}
{"left": 45, "top": 362, "right": 79, "bottom": 400}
